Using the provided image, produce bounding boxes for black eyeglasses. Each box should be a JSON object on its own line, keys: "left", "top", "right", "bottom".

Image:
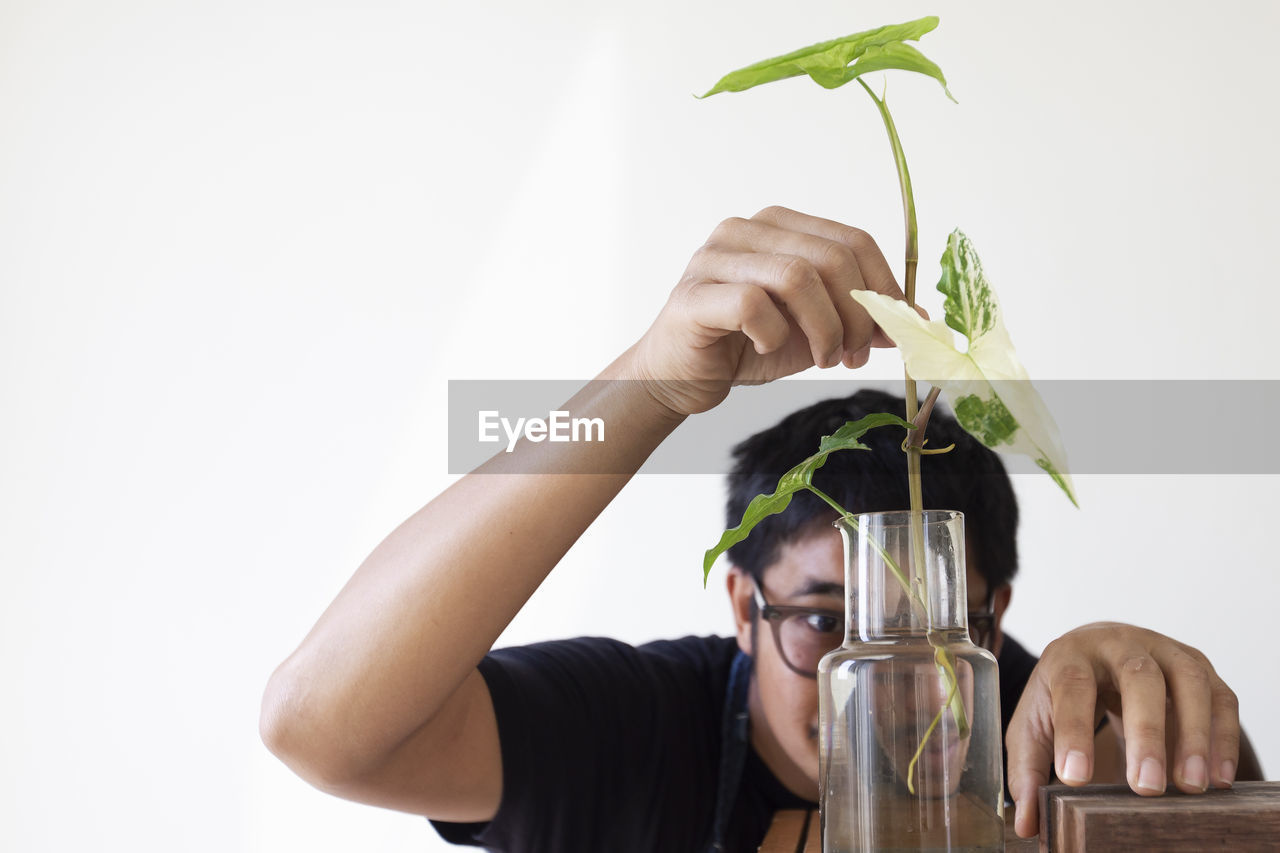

{"left": 968, "top": 588, "right": 998, "bottom": 653}
{"left": 752, "top": 581, "right": 999, "bottom": 679}
{"left": 752, "top": 581, "right": 845, "bottom": 679}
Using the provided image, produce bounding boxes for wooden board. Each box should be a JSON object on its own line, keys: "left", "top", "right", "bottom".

{"left": 758, "top": 808, "right": 814, "bottom": 852}
{"left": 1038, "top": 781, "right": 1280, "bottom": 853}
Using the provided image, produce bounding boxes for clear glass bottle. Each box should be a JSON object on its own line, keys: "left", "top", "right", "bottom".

{"left": 817, "top": 510, "right": 1004, "bottom": 852}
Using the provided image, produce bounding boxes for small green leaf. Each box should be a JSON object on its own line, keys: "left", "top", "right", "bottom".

{"left": 816, "top": 411, "right": 912, "bottom": 455}
{"left": 702, "top": 490, "right": 797, "bottom": 584}
{"left": 937, "top": 230, "right": 998, "bottom": 342}
{"left": 697, "top": 16, "right": 952, "bottom": 100}
{"left": 703, "top": 412, "right": 910, "bottom": 583}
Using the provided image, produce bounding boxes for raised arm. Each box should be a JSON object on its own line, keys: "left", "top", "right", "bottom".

{"left": 258, "top": 206, "right": 905, "bottom": 821}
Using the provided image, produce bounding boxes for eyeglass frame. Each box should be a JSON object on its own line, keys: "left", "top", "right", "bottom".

{"left": 751, "top": 580, "right": 1001, "bottom": 679}
{"left": 968, "top": 587, "right": 999, "bottom": 653}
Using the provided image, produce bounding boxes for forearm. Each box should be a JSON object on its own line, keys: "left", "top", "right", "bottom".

{"left": 261, "top": 349, "right": 684, "bottom": 781}
{"left": 261, "top": 207, "right": 906, "bottom": 792}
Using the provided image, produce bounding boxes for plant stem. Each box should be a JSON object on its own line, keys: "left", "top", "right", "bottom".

{"left": 810, "top": 486, "right": 917, "bottom": 601}
{"left": 907, "top": 648, "right": 962, "bottom": 790}
{"left": 813, "top": 478, "right": 971, "bottom": 792}
{"left": 858, "top": 79, "right": 971, "bottom": 791}
{"left": 856, "top": 79, "right": 928, "bottom": 606}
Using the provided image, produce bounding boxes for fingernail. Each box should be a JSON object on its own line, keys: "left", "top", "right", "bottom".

{"left": 1062, "top": 750, "right": 1089, "bottom": 784}
{"left": 1219, "top": 759, "right": 1236, "bottom": 787}
{"left": 1181, "top": 755, "right": 1207, "bottom": 791}
{"left": 1137, "top": 757, "right": 1165, "bottom": 793}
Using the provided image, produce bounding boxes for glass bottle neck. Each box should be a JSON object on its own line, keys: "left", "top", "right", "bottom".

{"left": 837, "top": 510, "right": 969, "bottom": 643}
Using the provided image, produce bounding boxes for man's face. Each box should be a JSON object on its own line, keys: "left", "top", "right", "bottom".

{"left": 727, "top": 526, "right": 1009, "bottom": 801}
{"left": 867, "top": 652, "right": 977, "bottom": 797}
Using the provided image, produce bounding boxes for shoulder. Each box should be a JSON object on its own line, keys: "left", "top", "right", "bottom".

{"left": 636, "top": 634, "right": 740, "bottom": 675}
{"left": 997, "top": 633, "right": 1038, "bottom": 675}
{"left": 484, "top": 634, "right": 737, "bottom": 674}
{"left": 435, "top": 636, "right": 738, "bottom": 850}
{"left": 481, "top": 634, "right": 738, "bottom": 704}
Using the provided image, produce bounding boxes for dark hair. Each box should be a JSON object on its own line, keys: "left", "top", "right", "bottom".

{"left": 725, "top": 389, "right": 1019, "bottom": 591}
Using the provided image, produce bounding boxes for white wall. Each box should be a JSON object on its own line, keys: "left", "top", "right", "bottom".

{"left": 2, "top": 1, "right": 1277, "bottom": 850}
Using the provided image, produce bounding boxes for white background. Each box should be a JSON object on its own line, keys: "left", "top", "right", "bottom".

{"left": 3, "top": 0, "right": 1277, "bottom": 850}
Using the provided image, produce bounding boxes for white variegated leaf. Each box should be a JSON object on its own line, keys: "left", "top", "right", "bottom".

{"left": 848, "top": 232, "right": 1077, "bottom": 505}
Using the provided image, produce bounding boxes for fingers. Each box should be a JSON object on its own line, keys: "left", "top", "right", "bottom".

{"left": 678, "top": 279, "right": 791, "bottom": 357}
{"left": 1107, "top": 648, "right": 1170, "bottom": 794}
{"left": 1098, "top": 637, "right": 1234, "bottom": 797}
{"left": 1151, "top": 646, "right": 1211, "bottom": 792}
{"left": 1005, "top": 687, "right": 1055, "bottom": 838}
{"left": 1025, "top": 624, "right": 1243, "bottom": 810}
{"left": 751, "top": 205, "right": 904, "bottom": 300}
{"left": 635, "top": 207, "right": 908, "bottom": 410}
{"left": 651, "top": 207, "right": 915, "bottom": 399}
{"left": 687, "top": 247, "right": 846, "bottom": 367}
{"left": 693, "top": 207, "right": 904, "bottom": 361}
{"left": 1006, "top": 623, "right": 1246, "bottom": 841}
{"left": 1151, "top": 645, "right": 1240, "bottom": 791}
{"left": 1208, "top": 680, "right": 1241, "bottom": 788}
{"left": 1047, "top": 661, "right": 1100, "bottom": 786}
{"left": 748, "top": 206, "right": 913, "bottom": 348}
{"left": 1005, "top": 646, "right": 1100, "bottom": 839}
{"left": 844, "top": 344, "right": 871, "bottom": 369}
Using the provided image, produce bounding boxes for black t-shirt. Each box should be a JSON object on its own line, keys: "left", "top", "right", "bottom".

{"left": 432, "top": 633, "right": 1040, "bottom": 853}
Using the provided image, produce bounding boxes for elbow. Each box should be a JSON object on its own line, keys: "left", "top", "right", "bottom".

{"left": 259, "top": 665, "right": 313, "bottom": 775}
{"left": 259, "top": 663, "right": 361, "bottom": 791}
{"left": 258, "top": 672, "right": 300, "bottom": 767}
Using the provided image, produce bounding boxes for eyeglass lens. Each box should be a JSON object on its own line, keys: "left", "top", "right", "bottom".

{"left": 773, "top": 609, "right": 996, "bottom": 674}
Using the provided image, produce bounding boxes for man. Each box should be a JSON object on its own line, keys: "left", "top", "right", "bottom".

{"left": 720, "top": 387, "right": 1033, "bottom": 832}
{"left": 260, "top": 207, "right": 1259, "bottom": 851}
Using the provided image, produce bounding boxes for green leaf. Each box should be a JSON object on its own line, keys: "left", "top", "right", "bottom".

{"left": 816, "top": 411, "right": 912, "bottom": 455}
{"left": 838, "top": 43, "right": 951, "bottom": 96}
{"left": 702, "top": 492, "right": 796, "bottom": 586}
{"left": 937, "top": 230, "right": 998, "bottom": 341}
{"left": 847, "top": 232, "right": 1078, "bottom": 506}
{"left": 697, "top": 16, "right": 953, "bottom": 100}
{"left": 703, "top": 412, "right": 911, "bottom": 584}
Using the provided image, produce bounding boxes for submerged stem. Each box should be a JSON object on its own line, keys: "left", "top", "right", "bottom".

{"left": 907, "top": 647, "right": 963, "bottom": 794}
{"left": 813, "top": 482, "right": 972, "bottom": 793}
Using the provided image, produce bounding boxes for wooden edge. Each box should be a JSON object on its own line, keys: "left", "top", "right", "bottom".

{"left": 1038, "top": 784, "right": 1052, "bottom": 853}
{"left": 796, "top": 808, "right": 814, "bottom": 853}
{"left": 1037, "top": 782, "right": 1280, "bottom": 852}
{"left": 758, "top": 809, "right": 811, "bottom": 853}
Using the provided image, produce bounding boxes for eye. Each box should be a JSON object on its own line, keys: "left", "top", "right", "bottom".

{"left": 801, "top": 612, "right": 841, "bottom": 634}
